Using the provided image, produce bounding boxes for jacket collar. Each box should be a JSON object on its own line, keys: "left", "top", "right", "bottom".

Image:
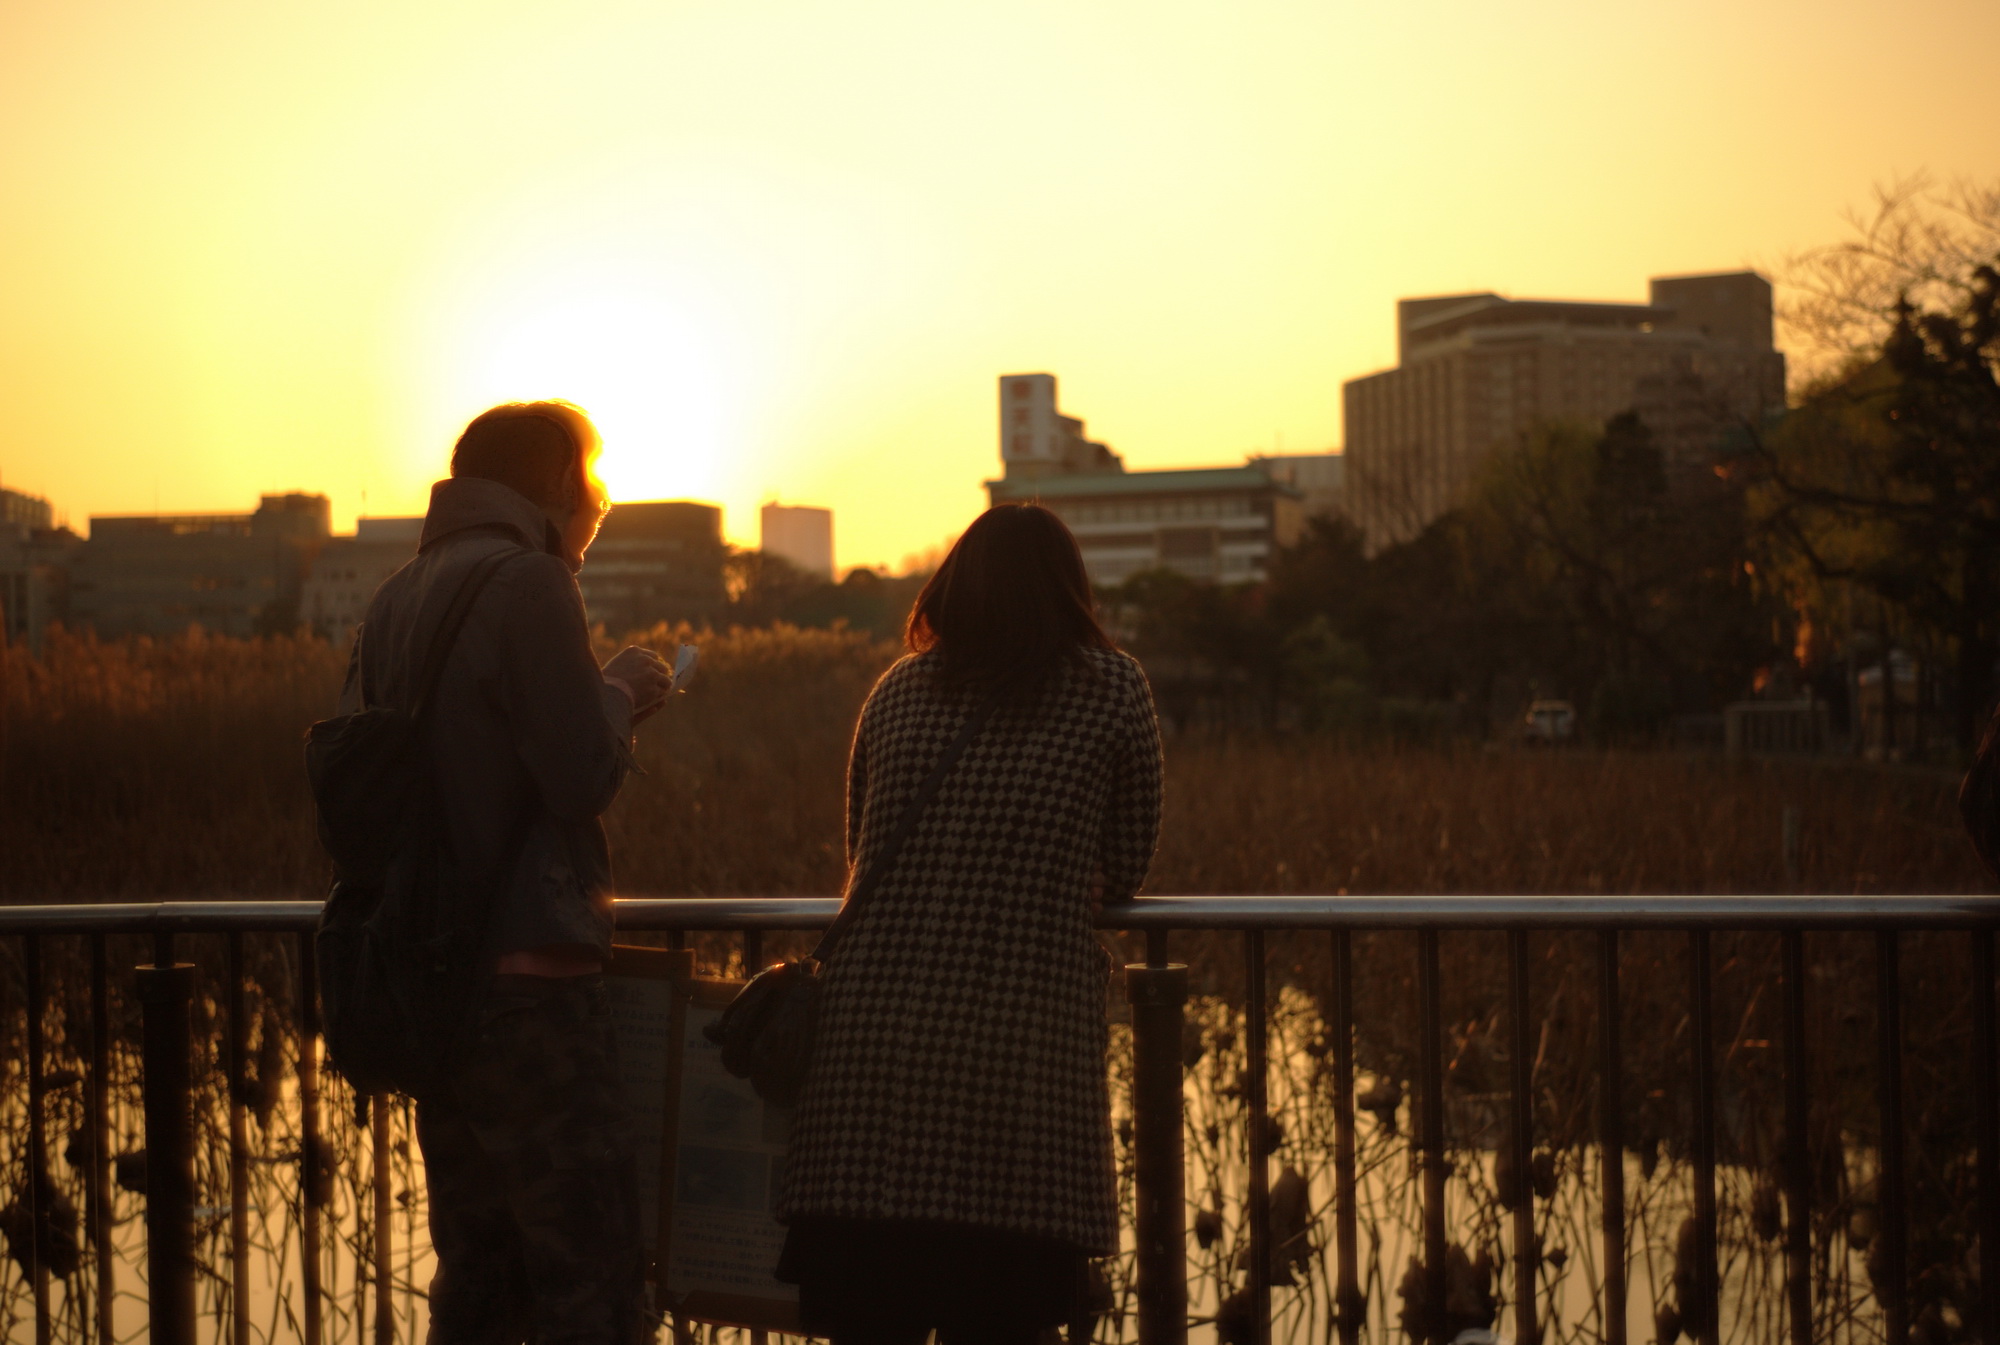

{"left": 420, "top": 477, "right": 569, "bottom": 566}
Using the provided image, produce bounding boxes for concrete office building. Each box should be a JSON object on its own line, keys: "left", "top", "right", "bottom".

{"left": 1341, "top": 270, "right": 1787, "bottom": 551}
{"left": 578, "top": 500, "right": 727, "bottom": 634}
{"left": 68, "top": 493, "right": 332, "bottom": 638}
{"left": 0, "top": 488, "right": 79, "bottom": 648}
{"left": 760, "top": 504, "right": 835, "bottom": 579}
{"left": 986, "top": 375, "right": 1303, "bottom": 586}
{"left": 302, "top": 517, "right": 424, "bottom": 647}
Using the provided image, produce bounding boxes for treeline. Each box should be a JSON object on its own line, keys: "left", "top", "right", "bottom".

{"left": 1111, "top": 181, "right": 2000, "bottom": 750}
{"left": 715, "top": 549, "right": 927, "bottom": 642}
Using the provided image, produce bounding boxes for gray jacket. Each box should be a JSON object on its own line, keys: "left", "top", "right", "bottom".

{"left": 341, "top": 476, "right": 634, "bottom": 960}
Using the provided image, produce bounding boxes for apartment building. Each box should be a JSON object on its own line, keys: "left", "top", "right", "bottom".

{"left": 1341, "top": 271, "right": 1787, "bottom": 551}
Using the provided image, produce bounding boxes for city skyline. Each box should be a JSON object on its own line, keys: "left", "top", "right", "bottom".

{"left": 2, "top": 0, "right": 1997, "bottom": 570}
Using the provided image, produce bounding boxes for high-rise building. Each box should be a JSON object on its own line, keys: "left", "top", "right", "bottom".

{"left": 68, "top": 493, "right": 332, "bottom": 637}
{"left": 1341, "top": 270, "right": 1787, "bottom": 551}
{"left": 577, "top": 500, "right": 727, "bottom": 635}
{"left": 998, "top": 373, "right": 1125, "bottom": 480}
{"left": 760, "top": 504, "right": 835, "bottom": 580}
{"left": 986, "top": 374, "right": 1303, "bottom": 586}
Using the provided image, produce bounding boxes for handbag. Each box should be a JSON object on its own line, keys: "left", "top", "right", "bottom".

{"left": 705, "top": 695, "right": 998, "bottom": 1106}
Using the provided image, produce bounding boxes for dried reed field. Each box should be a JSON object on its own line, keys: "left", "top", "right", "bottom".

{"left": 0, "top": 625, "right": 1993, "bottom": 1342}
{"left": 0, "top": 624, "right": 1986, "bottom": 902}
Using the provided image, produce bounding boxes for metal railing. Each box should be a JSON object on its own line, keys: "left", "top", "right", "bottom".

{"left": 2, "top": 893, "right": 1998, "bottom": 1345}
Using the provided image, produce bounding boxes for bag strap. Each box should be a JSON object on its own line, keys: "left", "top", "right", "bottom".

{"left": 410, "top": 546, "right": 524, "bottom": 723}
{"left": 810, "top": 695, "right": 998, "bottom": 963}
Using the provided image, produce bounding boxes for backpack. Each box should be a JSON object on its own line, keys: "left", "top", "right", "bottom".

{"left": 306, "top": 546, "right": 521, "bottom": 1100}
{"left": 1962, "top": 701, "right": 2000, "bottom": 882}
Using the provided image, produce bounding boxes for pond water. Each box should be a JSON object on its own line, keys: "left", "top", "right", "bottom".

{"left": 0, "top": 938, "right": 1936, "bottom": 1344}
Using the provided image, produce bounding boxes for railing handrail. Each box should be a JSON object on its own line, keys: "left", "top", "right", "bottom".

{"left": 1, "top": 891, "right": 1998, "bottom": 934}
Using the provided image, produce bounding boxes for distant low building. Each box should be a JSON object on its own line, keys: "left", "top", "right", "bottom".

{"left": 302, "top": 517, "right": 423, "bottom": 648}
{"left": 0, "top": 487, "right": 79, "bottom": 648}
{"left": 760, "top": 503, "right": 835, "bottom": 579}
{"left": 985, "top": 374, "right": 1303, "bottom": 586}
{"left": 1, "top": 487, "right": 53, "bottom": 533}
{"left": 68, "top": 493, "right": 332, "bottom": 638}
{"left": 1249, "top": 452, "right": 1344, "bottom": 520}
{"left": 578, "top": 500, "right": 727, "bottom": 634}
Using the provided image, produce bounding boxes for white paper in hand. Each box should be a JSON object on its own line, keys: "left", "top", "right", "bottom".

{"left": 669, "top": 643, "right": 699, "bottom": 693}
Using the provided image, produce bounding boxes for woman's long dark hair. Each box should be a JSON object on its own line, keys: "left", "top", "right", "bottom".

{"left": 906, "top": 503, "right": 1115, "bottom": 694}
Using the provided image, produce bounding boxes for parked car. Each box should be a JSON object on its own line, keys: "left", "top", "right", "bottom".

{"left": 1521, "top": 699, "right": 1577, "bottom": 745}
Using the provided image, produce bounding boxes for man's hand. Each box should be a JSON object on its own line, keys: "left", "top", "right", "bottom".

{"left": 602, "top": 646, "right": 673, "bottom": 722}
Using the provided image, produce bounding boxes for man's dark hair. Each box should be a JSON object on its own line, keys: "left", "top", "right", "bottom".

{"left": 906, "top": 503, "right": 1114, "bottom": 694}
{"left": 450, "top": 401, "right": 601, "bottom": 509}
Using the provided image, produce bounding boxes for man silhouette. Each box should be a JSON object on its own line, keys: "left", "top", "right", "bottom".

{"left": 345, "top": 401, "right": 669, "bottom": 1344}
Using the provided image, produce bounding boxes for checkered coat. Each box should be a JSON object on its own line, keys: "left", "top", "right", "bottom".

{"left": 777, "top": 647, "right": 1163, "bottom": 1254}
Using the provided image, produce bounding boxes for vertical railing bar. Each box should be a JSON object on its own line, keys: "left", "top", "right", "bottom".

{"left": 372, "top": 1094, "right": 394, "bottom": 1345}
{"left": 1972, "top": 928, "right": 1999, "bottom": 1345}
{"left": 1596, "top": 929, "right": 1627, "bottom": 1345}
{"left": 89, "top": 934, "right": 114, "bottom": 1345}
{"left": 227, "top": 931, "right": 251, "bottom": 1345}
{"left": 1126, "top": 932, "right": 1187, "bottom": 1345}
{"left": 1330, "top": 929, "right": 1361, "bottom": 1345}
{"left": 1417, "top": 928, "right": 1447, "bottom": 1345}
{"left": 138, "top": 930, "right": 195, "bottom": 1345}
{"left": 26, "top": 934, "right": 51, "bottom": 1345}
{"left": 1780, "top": 929, "right": 1812, "bottom": 1345}
{"left": 740, "top": 896, "right": 765, "bottom": 1345}
{"left": 1244, "top": 929, "right": 1272, "bottom": 1345}
{"left": 1876, "top": 929, "right": 1909, "bottom": 1345}
{"left": 1507, "top": 928, "right": 1538, "bottom": 1345}
{"left": 1688, "top": 929, "right": 1719, "bottom": 1345}
{"left": 298, "top": 930, "right": 325, "bottom": 1345}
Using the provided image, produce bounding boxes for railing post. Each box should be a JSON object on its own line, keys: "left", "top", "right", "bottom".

{"left": 137, "top": 943, "right": 197, "bottom": 1345}
{"left": 1687, "top": 930, "right": 1719, "bottom": 1345}
{"left": 227, "top": 932, "right": 251, "bottom": 1345}
{"left": 1330, "top": 929, "right": 1362, "bottom": 1345}
{"left": 1126, "top": 950, "right": 1189, "bottom": 1345}
{"left": 298, "top": 929, "right": 325, "bottom": 1345}
{"left": 1417, "top": 929, "right": 1447, "bottom": 1345}
{"left": 373, "top": 1094, "right": 395, "bottom": 1345}
{"left": 1876, "top": 929, "right": 1909, "bottom": 1345}
{"left": 1780, "top": 929, "right": 1812, "bottom": 1345}
{"left": 26, "top": 934, "right": 51, "bottom": 1345}
{"left": 1243, "top": 930, "right": 1273, "bottom": 1345}
{"left": 1506, "top": 928, "right": 1538, "bottom": 1345}
{"left": 89, "top": 935, "right": 114, "bottom": 1345}
{"left": 1972, "top": 928, "right": 1999, "bottom": 1345}
{"left": 1597, "top": 930, "right": 1627, "bottom": 1345}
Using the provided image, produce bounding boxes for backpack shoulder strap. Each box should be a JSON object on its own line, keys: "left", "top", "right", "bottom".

{"left": 810, "top": 695, "right": 997, "bottom": 963}
{"left": 410, "top": 546, "right": 526, "bottom": 723}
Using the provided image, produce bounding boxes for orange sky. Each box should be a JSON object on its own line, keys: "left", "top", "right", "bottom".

{"left": 2, "top": 0, "right": 1996, "bottom": 571}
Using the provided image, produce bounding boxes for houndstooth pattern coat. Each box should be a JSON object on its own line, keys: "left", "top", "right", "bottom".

{"left": 777, "top": 646, "right": 1163, "bottom": 1254}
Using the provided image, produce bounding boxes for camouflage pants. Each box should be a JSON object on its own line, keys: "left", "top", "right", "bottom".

{"left": 418, "top": 973, "right": 645, "bottom": 1345}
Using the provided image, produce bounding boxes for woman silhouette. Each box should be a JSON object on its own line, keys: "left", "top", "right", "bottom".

{"left": 777, "top": 503, "right": 1164, "bottom": 1345}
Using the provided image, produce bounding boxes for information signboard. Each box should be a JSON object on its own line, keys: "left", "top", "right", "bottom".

{"left": 606, "top": 951, "right": 801, "bottom": 1333}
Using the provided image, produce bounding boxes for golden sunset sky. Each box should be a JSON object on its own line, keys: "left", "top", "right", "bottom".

{"left": 2, "top": 0, "right": 1996, "bottom": 570}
